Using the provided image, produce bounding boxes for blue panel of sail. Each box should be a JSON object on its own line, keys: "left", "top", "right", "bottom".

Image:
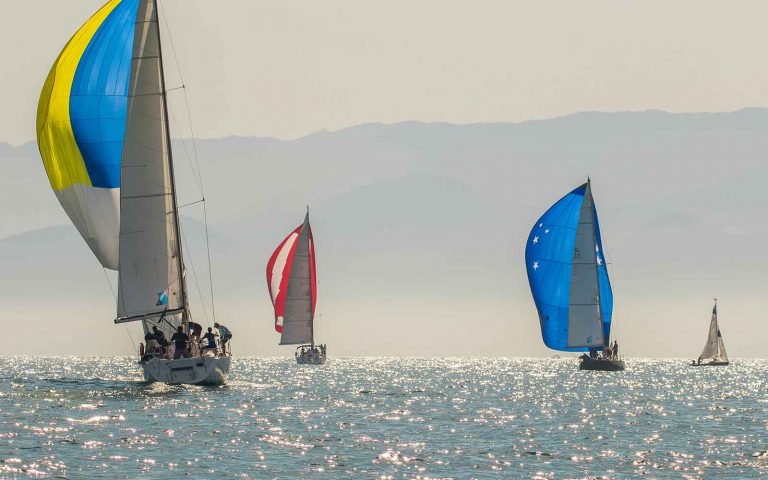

{"left": 525, "top": 184, "right": 587, "bottom": 352}
{"left": 593, "top": 203, "right": 613, "bottom": 343}
{"left": 69, "top": 0, "right": 139, "bottom": 189}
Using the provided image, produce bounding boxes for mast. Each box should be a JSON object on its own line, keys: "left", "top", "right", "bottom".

{"left": 588, "top": 177, "right": 607, "bottom": 349}
{"left": 713, "top": 298, "right": 718, "bottom": 357}
{"left": 307, "top": 205, "right": 314, "bottom": 347}
{"left": 153, "top": 0, "right": 188, "bottom": 321}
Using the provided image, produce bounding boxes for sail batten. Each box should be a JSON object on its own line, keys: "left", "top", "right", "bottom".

{"left": 525, "top": 181, "right": 614, "bottom": 352}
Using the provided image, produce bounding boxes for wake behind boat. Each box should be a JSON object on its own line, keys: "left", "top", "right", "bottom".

{"left": 690, "top": 300, "right": 729, "bottom": 367}
{"left": 525, "top": 179, "right": 625, "bottom": 371}
{"left": 36, "top": 0, "right": 229, "bottom": 384}
{"left": 267, "top": 210, "right": 327, "bottom": 365}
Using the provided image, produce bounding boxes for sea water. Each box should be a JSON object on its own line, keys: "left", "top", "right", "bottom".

{"left": 0, "top": 357, "right": 766, "bottom": 479}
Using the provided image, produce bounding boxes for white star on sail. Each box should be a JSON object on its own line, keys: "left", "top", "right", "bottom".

{"left": 597, "top": 256, "right": 603, "bottom": 265}
{"left": 533, "top": 261, "right": 539, "bottom": 270}
{"left": 532, "top": 236, "right": 539, "bottom": 244}
{"left": 539, "top": 223, "right": 544, "bottom": 228}
{"left": 544, "top": 229, "right": 550, "bottom": 234}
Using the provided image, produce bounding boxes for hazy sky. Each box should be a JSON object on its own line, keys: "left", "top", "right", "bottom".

{"left": 2, "top": 0, "right": 767, "bottom": 145}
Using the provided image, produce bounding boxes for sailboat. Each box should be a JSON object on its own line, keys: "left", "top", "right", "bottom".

{"left": 525, "top": 179, "right": 625, "bottom": 371}
{"left": 266, "top": 210, "right": 327, "bottom": 365}
{"left": 691, "top": 300, "right": 729, "bottom": 366}
{"left": 37, "top": 0, "right": 230, "bottom": 384}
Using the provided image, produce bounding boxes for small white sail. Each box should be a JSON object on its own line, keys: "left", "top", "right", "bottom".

{"left": 567, "top": 183, "right": 604, "bottom": 348}
{"left": 116, "top": 0, "right": 184, "bottom": 325}
{"left": 716, "top": 333, "right": 729, "bottom": 363}
{"left": 699, "top": 302, "right": 727, "bottom": 362}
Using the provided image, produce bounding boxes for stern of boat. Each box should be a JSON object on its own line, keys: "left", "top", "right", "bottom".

{"left": 295, "top": 344, "right": 327, "bottom": 365}
{"left": 141, "top": 355, "right": 231, "bottom": 385}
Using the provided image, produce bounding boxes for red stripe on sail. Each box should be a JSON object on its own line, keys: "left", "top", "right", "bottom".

{"left": 308, "top": 226, "right": 317, "bottom": 316}
{"left": 266, "top": 225, "right": 302, "bottom": 333}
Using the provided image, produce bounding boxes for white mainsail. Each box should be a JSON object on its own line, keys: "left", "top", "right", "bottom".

{"left": 280, "top": 214, "right": 315, "bottom": 345}
{"left": 116, "top": 0, "right": 185, "bottom": 327}
{"left": 699, "top": 302, "right": 728, "bottom": 362}
{"left": 567, "top": 182, "right": 604, "bottom": 348}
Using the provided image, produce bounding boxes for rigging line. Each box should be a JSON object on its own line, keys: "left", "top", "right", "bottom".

{"left": 179, "top": 77, "right": 217, "bottom": 325}
{"left": 101, "top": 267, "right": 117, "bottom": 300}
{"left": 178, "top": 199, "right": 205, "bottom": 209}
{"left": 159, "top": 0, "right": 217, "bottom": 324}
{"left": 167, "top": 103, "right": 205, "bottom": 194}
{"left": 178, "top": 221, "right": 212, "bottom": 326}
{"left": 102, "top": 267, "right": 135, "bottom": 353}
{"left": 158, "top": 1, "right": 185, "bottom": 85}
{"left": 202, "top": 200, "right": 218, "bottom": 324}
{"left": 157, "top": 2, "right": 203, "bottom": 193}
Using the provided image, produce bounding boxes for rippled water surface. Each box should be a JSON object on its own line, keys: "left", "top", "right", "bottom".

{"left": 0, "top": 357, "right": 766, "bottom": 479}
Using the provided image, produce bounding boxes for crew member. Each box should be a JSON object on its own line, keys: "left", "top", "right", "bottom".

{"left": 214, "top": 323, "right": 232, "bottom": 355}
{"left": 171, "top": 326, "right": 190, "bottom": 359}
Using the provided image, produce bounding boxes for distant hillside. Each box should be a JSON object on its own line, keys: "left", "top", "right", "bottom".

{"left": 2, "top": 109, "right": 767, "bottom": 357}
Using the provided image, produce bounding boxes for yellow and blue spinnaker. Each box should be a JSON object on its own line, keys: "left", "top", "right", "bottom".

{"left": 36, "top": 0, "right": 140, "bottom": 269}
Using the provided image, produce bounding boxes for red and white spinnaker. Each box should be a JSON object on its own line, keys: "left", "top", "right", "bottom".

{"left": 266, "top": 213, "right": 317, "bottom": 345}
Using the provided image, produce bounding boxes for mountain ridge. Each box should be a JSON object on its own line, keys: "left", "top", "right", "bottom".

{"left": 2, "top": 108, "right": 766, "bottom": 357}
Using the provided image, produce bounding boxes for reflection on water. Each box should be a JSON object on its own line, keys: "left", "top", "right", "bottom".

{"left": 0, "top": 357, "right": 766, "bottom": 478}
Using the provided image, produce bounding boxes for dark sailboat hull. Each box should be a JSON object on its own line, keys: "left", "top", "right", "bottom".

{"left": 579, "top": 357, "right": 626, "bottom": 371}
{"left": 689, "top": 361, "right": 729, "bottom": 367}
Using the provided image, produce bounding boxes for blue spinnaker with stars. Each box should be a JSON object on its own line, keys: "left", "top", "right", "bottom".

{"left": 525, "top": 181, "right": 613, "bottom": 352}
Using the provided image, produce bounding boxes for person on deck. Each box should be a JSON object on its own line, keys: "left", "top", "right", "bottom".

{"left": 171, "top": 326, "right": 190, "bottom": 359}
{"left": 202, "top": 327, "right": 217, "bottom": 351}
{"left": 214, "top": 323, "right": 232, "bottom": 355}
{"left": 152, "top": 326, "right": 168, "bottom": 356}
{"left": 143, "top": 330, "right": 159, "bottom": 356}
{"left": 612, "top": 340, "right": 619, "bottom": 359}
{"left": 188, "top": 321, "right": 202, "bottom": 341}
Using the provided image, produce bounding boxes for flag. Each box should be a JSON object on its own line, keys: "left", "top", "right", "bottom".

{"left": 156, "top": 290, "right": 168, "bottom": 307}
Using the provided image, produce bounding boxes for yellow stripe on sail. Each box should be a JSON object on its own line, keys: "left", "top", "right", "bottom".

{"left": 36, "top": 0, "right": 124, "bottom": 192}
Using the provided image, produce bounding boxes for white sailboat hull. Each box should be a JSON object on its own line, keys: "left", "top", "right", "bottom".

{"left": 141, "top": 356, "right": 231, "bottom": 385}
